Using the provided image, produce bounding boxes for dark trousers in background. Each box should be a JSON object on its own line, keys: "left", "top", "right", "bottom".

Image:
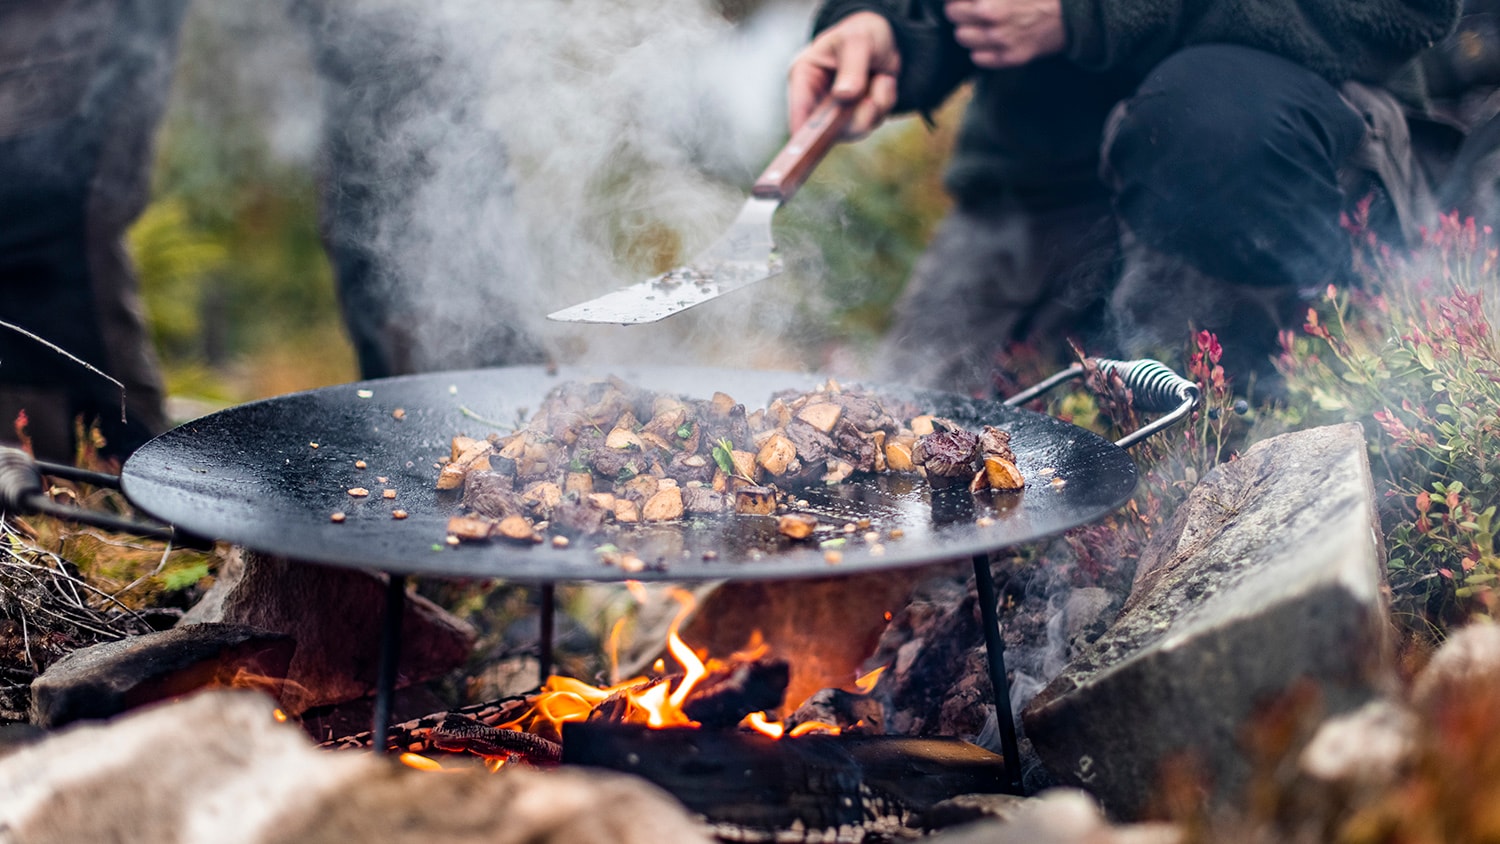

{"left": 0, "top": 0, "right": 189, "bottom": 461}
{"left": 877, "top": 45, "right": 1370, "bottom": 396}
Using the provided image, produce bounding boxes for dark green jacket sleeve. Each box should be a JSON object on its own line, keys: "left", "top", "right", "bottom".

{"left": 815, "top": 0, "right": 1460, "bottom": 109}
{"left": 1059, "top": 0, "right": 1458, "bottom": 82}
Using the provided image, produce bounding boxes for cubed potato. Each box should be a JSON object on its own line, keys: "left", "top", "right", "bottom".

{"left": 614, "top": 498, "right": 640, "bottom": 523}
{"left": 730, "top": 449, "right": 760, "bottom": 483}
{"left": 709, "top": 391, "right": 737, "bottom": 416}
{"left": 446, "top": 515, "right": 494, "bottom": 541}
{"left": 586, "top": 492, "right": 617, "bottom": 512}
{"left": 564, "top": 471, "right": 595, "bottom": 496}
{"left": 495, "top": 514, "right": 541, "bottom": 543}
{"left": 522, "top": 481, "right": 562, "bottom": 512}
{"left": 734, "top": 486, "right": 777, "bottom": 515}
{"left": 984, "top": 456, "right": 1026, "bottom": 491}
{"left": 605, "top": 427, "right": 644, "bottom": 451}
{"left": 756, "top": 433, "right": 797, "bottom": 476}
{"left": 619, "top": 474, "right": 660, "bottom": 503}
{"left": 884, "top": 441, "right": 916, "bottom": 473}
{"left": 777, "top": 513, "right": 819, "bottom": 540}
{"left": 910, "top": 415, "right": 936, "bottom": 437}
{"left": 642, "top": 486, "right": 685, "bottom": 521}
{"left": 796, "top": 402, "right": 843, "bottom": 433}
{"left": 450, "top": 435, "right": 479, "bottom": 462}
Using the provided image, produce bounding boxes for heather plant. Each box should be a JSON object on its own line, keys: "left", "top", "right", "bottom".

{"left": 1276, "top": 210, "right": 1500, "bottom": 628}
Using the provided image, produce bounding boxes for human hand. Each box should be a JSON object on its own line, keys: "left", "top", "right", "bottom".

{"left": 943, "top": 0, "right": 1065, "bottom": 68}
{"left": 787, "top": 11, "right": 900, "bottom": 140}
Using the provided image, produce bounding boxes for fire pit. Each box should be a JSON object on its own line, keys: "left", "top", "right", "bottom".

{"left": 2, "top": 361, "right": 1196, "bottom": 823}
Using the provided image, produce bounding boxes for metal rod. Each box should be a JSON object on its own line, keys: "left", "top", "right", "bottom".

{"left": 538, "top": 582, "right": 555, "bottom": 683}
{"left": 34, "top": 459, "right": 122, "bottom": 489}
{"left": 372, "top": 573, "right": 407, "bottom": 754}
{"left": 972, "top": 554, "right": 1024, "bottom": 795}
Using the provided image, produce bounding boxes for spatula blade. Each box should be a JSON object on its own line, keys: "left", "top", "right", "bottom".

{"left": 546, "top": 199, "right": 782, "bottom": 325}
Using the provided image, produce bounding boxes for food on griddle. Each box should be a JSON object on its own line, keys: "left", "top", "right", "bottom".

{"left": 433, "top": 377, "right": 1025, "bottom": 547}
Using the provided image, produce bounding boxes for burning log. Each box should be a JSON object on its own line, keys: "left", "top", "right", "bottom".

{"left": 561, "top": 722, "right": 1011, "bottom": 842}
{"left": 680, "top": 657, "right": 791, "bottom": 728}
{"left": 429, "top": 712, "right": 562, "bottom": 765}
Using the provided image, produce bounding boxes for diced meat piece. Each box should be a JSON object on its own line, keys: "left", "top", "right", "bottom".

{"left": 978, "top": 426, "right": 1016, "bottom": 464}
{"left": 551, "top": 498, "right": 612, "bottom": 536}
{"left": 913, "top": 428, "right": 979, "bottom": 489}
{"left": 829, "top": 420, "right": 877, "bottom": 473}
{"left": 783, "top": 419, "right": 834, "bottom": 467}
{"left": 682, "top": 485, "right": 727, "bottom": 515}
{"left": 664, "top": 452, "right": 715, "bottom": 486}
{"left": 462, "top": 472, "right": 522, "bottom": 519}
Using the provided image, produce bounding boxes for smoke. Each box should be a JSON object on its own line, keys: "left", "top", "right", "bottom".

{"left": 186, "top": 0, "right": 820, "bottom": 375}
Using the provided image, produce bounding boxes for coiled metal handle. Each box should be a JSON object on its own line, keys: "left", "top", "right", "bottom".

{"left": 0, "top": 446, "right": 44, "bottom": 512}
{"left": 1004, "top": 358, "right": 1201, "bottom": 449}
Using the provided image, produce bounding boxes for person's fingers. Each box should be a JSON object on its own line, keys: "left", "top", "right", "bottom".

{"left": 943, "top": 0, "right": 986, "bottom": 26}
{"left": 787, "top": 58, "right": 834, "bottom": 133}
{"left": 829, "top": 39, "right": 872, "bottom": 104}
{"left": 867, "top": 72, "right": 898, "bottom": 119}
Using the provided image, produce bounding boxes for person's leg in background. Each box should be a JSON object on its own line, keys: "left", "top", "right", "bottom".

{"left": 0, "top": 0, "right": 189, "bottom": 462}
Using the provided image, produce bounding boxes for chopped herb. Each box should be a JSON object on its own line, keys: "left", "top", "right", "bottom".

{"left": 676, "top": 423, "right": 694, "bottom": 439}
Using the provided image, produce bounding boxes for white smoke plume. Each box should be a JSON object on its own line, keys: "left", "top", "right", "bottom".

{"left": 186, "top": 0, "right": 823, "bottom": 375}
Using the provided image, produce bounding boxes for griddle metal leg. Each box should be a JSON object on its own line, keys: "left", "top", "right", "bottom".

{"left": 973, "top": 554, "right": 1024, "bottom": 795}
{"left": 539, "top": 582, "right": 555, "bottom": 684}
{"left": 372, "top": 573, "right": 407, "bottom": 754}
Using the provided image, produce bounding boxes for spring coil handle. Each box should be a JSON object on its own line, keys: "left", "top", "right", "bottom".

{"left": 1004, "top": 358, "right": 1201, "bottom": 449}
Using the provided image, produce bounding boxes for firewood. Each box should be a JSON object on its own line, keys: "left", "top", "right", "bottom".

{"left": 429, "top": 713, "right": 562, "bottom": 764}
{"left": 680, "top": 657, "right": 791, "bottom": 728}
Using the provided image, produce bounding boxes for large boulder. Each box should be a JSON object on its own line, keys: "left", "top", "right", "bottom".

{"left": 0, "top": 689, "right": 712, "bottom": 844}
{"left": 182, "top": 548, "right": 476, "bottom": 714}
{"left": 1023, "top": 423, "right": 1395, "bottom": 818}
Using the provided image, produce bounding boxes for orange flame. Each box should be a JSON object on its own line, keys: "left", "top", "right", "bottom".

{"left": 400, "top": 753, "right": 444, "bottom": 772}
{"left": 854, "top": 666, "right": 886, "bottom": 694}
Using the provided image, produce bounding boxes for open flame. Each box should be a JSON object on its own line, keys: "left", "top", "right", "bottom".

{"left": 491, "top": 588, "right": 869, "bottom": 743}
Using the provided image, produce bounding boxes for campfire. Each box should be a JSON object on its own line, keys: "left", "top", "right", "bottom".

{"left": 373, "top": 587, "right": 878, "bottom": 774}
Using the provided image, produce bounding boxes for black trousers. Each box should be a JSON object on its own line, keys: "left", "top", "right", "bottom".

{"left": 0, "top": 0, "right": 188, "bottom": 460}
{"left": 878, "top": 44, "right": 1368, "bottom": 394}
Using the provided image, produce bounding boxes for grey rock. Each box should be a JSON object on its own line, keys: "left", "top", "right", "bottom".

{"left": 1410, "top": 622, "right": 1500, "bottom": 715}
{"left": 1060, "top": 586, "right": 1120, "bottom": 657}
{"left": 922, "top": 789, "right": 1182, "bottom": 844}
{"left": 30, "top": 622, "right": 294, "bottom": 728}
{"left": 182, "top": 548, "right": 476, "bottom": 714}
{"left": 1, "top": 689, "right": 712, "bottom": 844}
{"left": 1023, "top": 423, "right": 1394, "bottom": 819}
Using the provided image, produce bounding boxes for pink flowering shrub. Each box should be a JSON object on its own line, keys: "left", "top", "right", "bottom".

{"left": 1277, "top": 210, "right": 1500, "bottom": 627}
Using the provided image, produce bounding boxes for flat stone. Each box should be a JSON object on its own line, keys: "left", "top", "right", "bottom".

{"left": 181, "top": 548, "right": 476, "bottom": 714}
{"left": 1022, "top": 423, "right": 1394, "bottom": 819}
{"left": 30, "top": 622, "right": 294, "bottom": 728}
{"left": 0, "top": 689, "right": 712, "bottom": 844}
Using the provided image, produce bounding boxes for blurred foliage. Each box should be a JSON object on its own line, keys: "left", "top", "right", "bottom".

{"left": 778, "top": 95, "right": 965, "bottom": 352}
{"left": 128, "top": 5, "right": 354, "bottom": 411}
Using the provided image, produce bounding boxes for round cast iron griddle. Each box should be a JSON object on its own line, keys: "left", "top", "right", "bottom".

{"left": 120, "top": 365, "right": 1137, "bottom": 583}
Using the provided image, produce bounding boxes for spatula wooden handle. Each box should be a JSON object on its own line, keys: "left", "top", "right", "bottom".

{"left": 751, "top": 98, "right": 857, "bottom": 201}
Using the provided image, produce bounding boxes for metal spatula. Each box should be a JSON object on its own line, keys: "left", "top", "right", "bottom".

{"left": 547, "top": 98, "right": 856, "bottom": 324}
